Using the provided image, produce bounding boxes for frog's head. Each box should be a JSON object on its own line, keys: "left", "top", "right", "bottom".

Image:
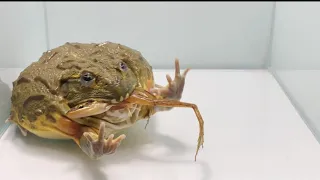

{"left": 59, "top": 57, "right": 138, "bottom": 118}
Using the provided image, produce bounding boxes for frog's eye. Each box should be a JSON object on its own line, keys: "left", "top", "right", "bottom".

{"left": 81, "top": 72, "right": 95, "bottom": 87}
{"left": 120, "top": 62, "right": 127, "bottom": 71}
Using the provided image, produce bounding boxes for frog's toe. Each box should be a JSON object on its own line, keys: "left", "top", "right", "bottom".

{"left": 79, "top": 122, "right": 126, "bottom": 160}
{"left": 150, "top": 58, "right": 190, "bottom": 101}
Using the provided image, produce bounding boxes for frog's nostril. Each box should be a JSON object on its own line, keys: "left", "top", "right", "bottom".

{"left": 103, "top": 79, "right": 111, "bottom": 86}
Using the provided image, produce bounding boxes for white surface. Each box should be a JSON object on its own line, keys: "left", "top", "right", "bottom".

{"left": 0, "top": 2, "right": 47, "bottom": 68}
{"left": 269, "top": 2, "right": 320, "bottom": 155}
{"left": 45, "top": 2, "right": 274, "bottom": 69}
{"left": 271, "top": 2, "right": 320, "bottom": 69}
{"left": 0, "top": 78, "right": 10, "bottom": 128}
{"left": 275, "top": 70, "right": 320, "bottom": 142}
{"left": 0, "top": 69, "right": 320, "bottom": 180}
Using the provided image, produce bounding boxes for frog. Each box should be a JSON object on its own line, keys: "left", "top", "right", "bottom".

{"left": 7, "top": 41, "right": 204, "bottom": 161}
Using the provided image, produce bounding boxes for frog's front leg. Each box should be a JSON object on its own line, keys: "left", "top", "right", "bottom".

{"left": 150, "top": 58, "right": 190, "bottom": 111}
{"left": 77, "top": 122, "right": 126, "bottom": 160}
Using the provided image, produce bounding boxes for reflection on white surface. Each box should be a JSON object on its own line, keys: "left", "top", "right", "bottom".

{"left": 0, "top": 69, "right": 320, "bottom": 180}
{"left": 275, "top": 70, "right": 320, "bottom": 142}
{"left": 0, "top": 78, "right": 11, "bottom": 129}
{"left": 0, "top": 69, "right": 22, "bottom": 137}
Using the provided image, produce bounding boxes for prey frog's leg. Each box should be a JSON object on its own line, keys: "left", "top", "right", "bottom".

{"left": 126, "top": 92, "right": 204, "bottom": 161}
{"left": 150, "top": 58, "right": 190, "bottom": 111}
{"left": 65, "top": 103, "right": 135, "bottom": 159}
{"left": 77, "top": 122, "right": 126, "bottom": 160}
{"left": 40, "top": 113, "right": 126, "bottom": 159}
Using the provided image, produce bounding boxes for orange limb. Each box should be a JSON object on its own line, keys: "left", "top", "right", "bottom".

{"left": 54, "top": 115, "right": 126, "bottom": 159}
{"left": 126, "top": 89, "right": 204, "bottom": 161}
{"left": 54, "top": 115, "right": 99, "bottom": 146}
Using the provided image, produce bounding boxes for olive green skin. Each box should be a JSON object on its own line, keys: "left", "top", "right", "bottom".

{"left": 10, "top": 42, "right": 154, "bottom": 129}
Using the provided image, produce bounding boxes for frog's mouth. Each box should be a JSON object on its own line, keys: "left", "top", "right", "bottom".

{"left": 66, "top": 101, "right": 110, "bottom": 119}
{"left": 65, "top": 98, "right": 130, "bottom": 119}
{"left": 65, "top": 87, "right": 149, "bottom": 120}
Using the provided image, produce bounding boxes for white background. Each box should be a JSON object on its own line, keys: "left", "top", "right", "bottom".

{"left": 270, "top": 2, "right": 320, "bottom": 142}
{"left": 2, "top": 2, "right": 320, "bottom": 179}
{"left": 2, "top": 69, "right": 320, "bottom": 180}
{"left": 1, "top": 1, "right": 320, "bottom": 144}
{"left": 271, "top": 2, "right": 320, "bottom": 69}
{"left": 0, "top": 2, "right": 47, "bottom": 68}
{"left": 0, "top": 2, "right": 274, "bottom": 69}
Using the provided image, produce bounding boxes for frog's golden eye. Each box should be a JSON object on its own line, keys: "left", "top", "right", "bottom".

{"left": 120, "top": 62, "right": 127, "bottom": 71}
{"left": 81, "top": 71, "right": 95, "bottom": 87}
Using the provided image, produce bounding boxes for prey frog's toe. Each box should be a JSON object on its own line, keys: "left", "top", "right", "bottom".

{"left": 80, "top": 122, "right": 126, "bottom": 159}
{"left": 150, "top": 58, "right": 190, "bottom": 100}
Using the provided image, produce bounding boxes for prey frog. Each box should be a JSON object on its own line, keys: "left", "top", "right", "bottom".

{"left": 7, "top": 42, "right": 204, "bottom": 161}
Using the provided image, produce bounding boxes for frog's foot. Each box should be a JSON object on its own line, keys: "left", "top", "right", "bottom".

{"left": 79, "top": 122, "right": 126, "bottom": 160}
{"left": 150, "top": 58, "right": 190, "bottom": 101}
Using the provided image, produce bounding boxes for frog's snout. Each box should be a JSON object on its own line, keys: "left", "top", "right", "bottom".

{"left": 109, "top": 91, "right": 130, "bottom": 104}
{"left": 66, "top": 102, "right": 113, "bottom": 119}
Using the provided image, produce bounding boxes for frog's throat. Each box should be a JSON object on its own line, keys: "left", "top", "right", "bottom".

{"left": 66, "top": 102, "right": 114, "bottom": 119}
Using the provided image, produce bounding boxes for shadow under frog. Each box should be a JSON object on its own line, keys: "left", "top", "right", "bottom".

{"left": 9, "top": 115, "right": 211, "bottom": 180}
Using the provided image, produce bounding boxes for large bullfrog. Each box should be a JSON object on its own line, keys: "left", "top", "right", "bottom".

{"left": 7, "top": 42, "right": 204, "bottom": 161}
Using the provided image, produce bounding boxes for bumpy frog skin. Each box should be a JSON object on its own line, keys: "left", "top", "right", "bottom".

{"left": 7, "top": 42, "right": 204, "bottom": 161}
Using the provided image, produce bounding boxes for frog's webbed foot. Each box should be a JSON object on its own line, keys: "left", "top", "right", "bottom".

{"left": 150, "top": 58, "right": 190, "bottom": 112}
{"left": 79, "top": 122, "right": 126, "bottom": 160}
{"left": 150, "top": 58, "right": 190, "bottom": 101}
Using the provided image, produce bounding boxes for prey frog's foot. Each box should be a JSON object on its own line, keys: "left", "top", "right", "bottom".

{"left": 80, "top": 122, "right": 126, "bottom": 160}
{"left": 150, "top": 58, "right": 190, "bottom": 100}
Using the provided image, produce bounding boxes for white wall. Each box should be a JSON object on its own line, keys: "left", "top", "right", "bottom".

{"left": 271, "top": 2, "right": 320, "bottom": 69}
{"left": 0, "top": 2, "right": 274, "bottom": 69}
{"left": 46, "top": 2, "right": 274, "bottom": 69}
{"left": 270, "top": 2, "right": 320, "bottom": 141}
{"left": 0, "top": 2, "right": 47, "bottom": 68}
